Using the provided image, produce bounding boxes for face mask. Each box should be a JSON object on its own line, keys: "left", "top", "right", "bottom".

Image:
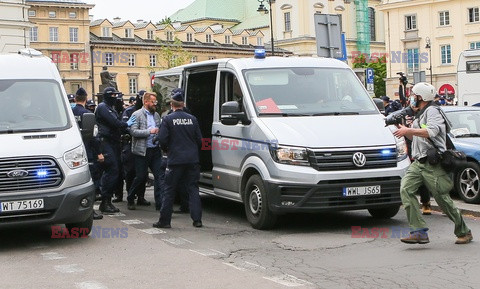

{"left": 70, "top": 103, "right": 76, "bottom": 109}
{"left": 409, "top": 96, "right": 417, "bottom": 108}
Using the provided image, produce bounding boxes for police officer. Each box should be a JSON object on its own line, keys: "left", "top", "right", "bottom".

{"left": 153, "top": 88, "right": 203, "bottom": 228}
{"left": 95, "top": 87, "right": 136, "bottom": 213}
{"left": 394, "top": 82, "right": 472, "bottom": 244}
{"left": 72, "top": 88, "right": 103, "bottom": 220}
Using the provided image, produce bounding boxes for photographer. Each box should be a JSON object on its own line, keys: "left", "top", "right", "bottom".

{"left": 393, "top": 82, "right": 472, "bottom": 245}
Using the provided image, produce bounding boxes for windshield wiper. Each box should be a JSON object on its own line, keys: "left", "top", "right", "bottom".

{"left": 455, "top": 133, "right": 480, "bottom": 138}
{"left": 312, "top": 112, "right": 360, "bottom": 116}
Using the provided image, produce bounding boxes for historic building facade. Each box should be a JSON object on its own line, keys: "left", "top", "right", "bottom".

{"left": 379, "top": 0, "right": 480, "bottom": 98}
{"left": 0, "top": 0, "right": 32, "bottom": 53}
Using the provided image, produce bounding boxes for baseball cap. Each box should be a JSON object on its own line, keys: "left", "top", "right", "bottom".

{"left": 67, "top": 94, "right": 75, "bottom": 101}
{"left": 86, "top": 99, "right": 96, "bottom": 107}
{"left": 137, "top": 90, "right": 146, "bottom": 97}
{"left": 103, "top": 87, "right": 119, "bottom": 96}
{"left": 171, "top": 88, "right": 185, "bottom": 102}
{"left": 381, "top": 96, "right": 390, "bottom": 102}
{"left": 129, "top": 96, "right": 136, "bottom": 103}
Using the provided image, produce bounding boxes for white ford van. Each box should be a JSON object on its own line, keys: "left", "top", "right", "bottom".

{"left": 155, "top": 53, "right": 410, "bottom": 229}
{"left": 0, "top": 49, "right": 94, "bottom": 234}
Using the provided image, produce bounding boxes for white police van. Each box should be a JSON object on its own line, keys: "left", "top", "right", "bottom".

{"left": 155, "top": 50, "right": 410, "bottom": 229}
{"left": 0, "top": 49, "right": 95, "bottom": 234}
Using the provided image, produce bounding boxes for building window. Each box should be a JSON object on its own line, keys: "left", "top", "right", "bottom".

{"left": 441, "top": 45, "right": 452, "bottom": 64}
{"left": 150, "top": 54, "right": 157, "bottom": 67}
{"left": 49, "top": 11, "right": 56, "bottom": 18}
{"left": 169, "top": 55, "right": 178, "bottom": 67}
{"left": 190, "top": 56, "right": 197, "bottom": 63}
{"left": 105, "top": 52, "right": 113, "bottom": 66}
{"left": 206, "top": 34, "right": 212, "bottom": 43}
{"left": 468, "top": 7, "right": 479, "bottom": 23}
{"left": 405, "top": 15, "right": 417, "bottom": 30}
{"left": 69, "top": 27, "right": 78, "bottom": 42}
{"left": 28, "top": 10, "right": 36, "bottom": 17}
{"left": 128, "top": 54, "right": 136, "bottom": 67}
{"left": 406, "top": 48, "right": 419, "bottom": 75}
{"left": 125, "top": 28, "right": 133, "bottom": 38}
{"left": 284, "top": 12, "right": 291, "bottom": 31}
{"left": 369, "top": 7, "right": 376, "bottom": 41}
{"left": 470, "top": 42, "right": 480, "bottom": 49}
{"left": 187, "top": 33, "right": 193, "bottom": 42}
{"left": 69, "top": 12, "right": 77, "bottom": 19}
{"left": 129, "top": 78, "right": 138, "bottom": 94}
{"left": 225, "top": 35, "right": 231, "bottom": 44}
{"left": 70, "top": 53, "right": 78, "bottom": 70}
{"left": 49, "top": 27, "right": 58, "bottom": 42}
{"left": 102, "top": 27, "right": 111, "bottom": 37}
{"left": 242, "top": 36, "right": 248, "bottom": 45}
{"left": 167, "top": 31, "right": 174, "bottom": 41}
{"left": 30, "top": 27, "right": 38, "bottom": 42}
{"left": 439, "top": 11, "right": 450, "bottom": 26}
{"left": 257, "top": 37, "right": 263, "bottom": 46}
{"left": 147, "top": 30, "right": 154, "bottom": 40}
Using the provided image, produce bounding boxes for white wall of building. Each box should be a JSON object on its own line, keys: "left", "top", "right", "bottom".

{"left": 0, "top": 0, "right": 32, "bottom": 53}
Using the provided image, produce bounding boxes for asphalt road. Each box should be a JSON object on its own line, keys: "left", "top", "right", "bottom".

{"left": 1, "top": 188, "right": 479, "bottom": 289}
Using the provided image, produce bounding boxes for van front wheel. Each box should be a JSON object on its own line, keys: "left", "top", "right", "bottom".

{"left": 65, "top": 212, "right": 93, "bottom": 238}
{"left": 244, "top": 175, "right": 277, "bottom": 230}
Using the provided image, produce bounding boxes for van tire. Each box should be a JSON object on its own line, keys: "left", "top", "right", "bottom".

{"left": 368, "top": 205, "right": 400, "bottom": 219}
{"left": 244, "top": 175, "right": 277, "bottom": 230}
{"left": 66, "top": 212, "right": 93, "bottom": 238}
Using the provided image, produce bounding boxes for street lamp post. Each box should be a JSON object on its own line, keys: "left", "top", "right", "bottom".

{"left": 257, "top": 0, "right": 274, "bottom": 55}
{"left": 425, "top": 37, "right": 433, "bottom": 84}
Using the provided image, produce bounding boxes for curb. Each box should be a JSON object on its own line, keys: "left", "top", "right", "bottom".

{"left": 431, "top": 204, "right": 480, "bottom": 218}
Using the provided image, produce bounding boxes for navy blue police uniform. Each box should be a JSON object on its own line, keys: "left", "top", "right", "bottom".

{"left": 154, "top": 89, "right": 203, "bottom": 228}
{"left": 95, "top": 87, "right": 133, "bottom": 213}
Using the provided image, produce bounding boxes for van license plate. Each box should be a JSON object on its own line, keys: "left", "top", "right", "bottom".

{"left": 0, "top": 199, "right": 44, "bottom": 212}
{"left": 343, "top": 186, "right": 381, "bottom": 197}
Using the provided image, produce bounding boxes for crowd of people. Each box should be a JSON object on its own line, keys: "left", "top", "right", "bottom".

{"left": 70, "top": 86, "right": 203, "bottom": 229}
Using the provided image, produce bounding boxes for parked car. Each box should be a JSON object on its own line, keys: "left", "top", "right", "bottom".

{"left": 442, "top": 106, "right": 480, "bottom": 203}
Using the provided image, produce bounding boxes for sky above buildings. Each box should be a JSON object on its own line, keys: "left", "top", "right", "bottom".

{"left": 87, "top": 0, "right": 195, "bottom": 22}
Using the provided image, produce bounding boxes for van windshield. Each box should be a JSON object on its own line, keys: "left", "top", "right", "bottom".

{"left": 244, "top": 67, "right": 378, "bottom": 116}
{"left": 0, "top": 80, "right": 70, "bottom": 133}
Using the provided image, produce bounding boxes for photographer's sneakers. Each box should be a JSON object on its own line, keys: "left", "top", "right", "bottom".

{"left": 455, "top": 231, "right": 473, "bottom": 244}
{"left": 401, "top": 231, "right": 430, "bottom": 244}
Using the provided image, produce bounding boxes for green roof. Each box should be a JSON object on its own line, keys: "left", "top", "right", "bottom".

{"left": 170, "top": 0, "right": 269, "bottom": 30}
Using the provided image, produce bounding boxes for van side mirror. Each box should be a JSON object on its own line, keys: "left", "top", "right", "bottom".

{"left": 221, "top": 101, "right": 251, "bottom": 125}
{"left": 81, "top": 113, "right": 95, "bottom": 140}
{"left": 372, "top": 98, "right": 385, "bottom": 115}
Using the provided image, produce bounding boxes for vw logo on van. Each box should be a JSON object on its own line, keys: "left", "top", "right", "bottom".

{"left": 352, "top": 152, "right": 367, "bottom": 167}
{"left": 7, "top": 170, "right": 29, "bottom": 178}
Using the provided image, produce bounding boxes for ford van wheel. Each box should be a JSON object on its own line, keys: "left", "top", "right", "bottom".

{"left": 455, "top": 162, "right": 480, "bottom": 204}
{"left": 66, "top": 212, "right": 93, "bottom": 238}
{"left": 244, "top": 175, "right": 277, "bottom": 230}
{"left": 368, "top": 205, "right": 400, "bottom": 219}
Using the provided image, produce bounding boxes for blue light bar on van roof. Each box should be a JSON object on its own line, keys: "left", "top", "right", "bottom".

{"left": 254, "top": 48, "right": 266, "bottom": 59}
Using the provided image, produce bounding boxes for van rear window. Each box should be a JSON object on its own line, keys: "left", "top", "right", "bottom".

{"left": 0, "top": 80, "right": 69, "bottom": 133}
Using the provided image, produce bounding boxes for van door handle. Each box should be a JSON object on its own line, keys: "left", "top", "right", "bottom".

{"left": 214, "top": 130, "right": 222, "bottom": 138}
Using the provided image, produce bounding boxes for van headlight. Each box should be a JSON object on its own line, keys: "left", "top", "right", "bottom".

{"left": 396, "top": 137, "right": 408, "bottom": 161}
{"left": 271, "top": 146, "right": 310, "bottom": 166}
{"left": 63, "top": 146, "right": 88, "bottom": 169}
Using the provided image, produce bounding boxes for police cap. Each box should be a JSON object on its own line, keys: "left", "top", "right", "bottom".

{"left": 103, "top": 86, "right": 119, "bottom": 97}
{"left": 171, "top": 88, "right": 185, "bottom": 102}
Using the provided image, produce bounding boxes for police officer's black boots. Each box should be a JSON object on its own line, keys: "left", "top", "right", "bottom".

{"left": 93, "top": 210, "right": 103, "bottom": 220}
{"left": 99, "top": 197, "right": 120, "bottom": 214}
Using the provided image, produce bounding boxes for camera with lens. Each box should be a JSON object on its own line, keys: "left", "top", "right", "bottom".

{"left": 397, "top": 72, "right": 408, "bottom": 86}
{"left": 385, "top": 106, "right": 414, "bottom": 126}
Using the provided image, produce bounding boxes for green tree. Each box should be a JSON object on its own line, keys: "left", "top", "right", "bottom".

{"left": 156, "top": 17, "right": 171, "bottom": 25}
{"left": 353, "top": 54, "right": 387, "bottom": 97}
